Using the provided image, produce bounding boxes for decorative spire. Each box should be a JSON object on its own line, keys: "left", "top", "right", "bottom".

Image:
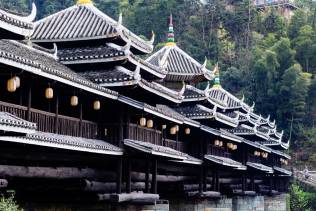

{"left": 77, "top": 0, "right": 93, "bottom": 5}
{"left": 166, "top": 14, "right": 176, "bottom": 47}
{"left": 212, "top": 63, "right": 221, "bottom": 88}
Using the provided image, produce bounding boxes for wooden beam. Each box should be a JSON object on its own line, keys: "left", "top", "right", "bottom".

{"left": 106, "top": 192, "right": 159, "bottom": 203}
{"left": 0, "top": 165, "right": 116, "bottom": 179}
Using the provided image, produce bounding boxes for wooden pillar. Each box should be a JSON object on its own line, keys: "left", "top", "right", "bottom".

{"left": 242, "top": 173, "right": 246, "bottom": 192}
{"left": 269, "top": 175, "right": 273, "bottom": 193}
{"left": 250, "top": 174, "right": 255, "bottom": 191}
{"left": 203, "top": 166, "right": 207, "bottom": 192}
{"left": 126, "top": 159, "right": 131, "bottom": 193}
{"left": 216, "top": 171, "right": 220, "bottom": 191}
{"left": 54, "top": 95, "right": 59, "bottom": 133}
{"left": 151, "top": 159, "right": 157, "bottom": 194}
{"left": 212, "top": 169, "right": 216, "bottom": 191}
{"left": 118, "top": 107, "right": 124, "bottom": 147}
{"left": 145, "top": 160, "right": 150, "bottom": 193}
{"left": 199, "top": 165, "right": 203, "bottom": 194}
{"left": 116, "top": 157, "right": 122, "bottom": 194}
{"left": 26, "top": 86, "right": 32, "bottom": 121}
{"left": 79, "top": 104, "right": 83, "bottom": 137}
{"left": 175, "top": 131, "right": 179, "bottom": 150}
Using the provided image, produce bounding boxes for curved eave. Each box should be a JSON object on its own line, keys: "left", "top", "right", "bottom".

{"left": 138, "top": 80, "right": 183, "bottom": 104}
{"left": 273, "top": 166, "right": 292, "bottom": 176}
{"left": 0, "top": 18, "right": 33, "bottom": 37}
{"left": 0, "top": 136, "right": 123, "bottom": 156}
{"left": 128, "top": 55, "right": 167, "bottom": 79}
{"left": 204, "top": 155, "right": 246, "bottom": 170}
{"left": 215, "top": 112, "right": 239, "bottom": 128}
{"left": 247, "top": 162, "right": 274, "bottom": 174}
{"left": 119, "top": 29, "right": 153, "bottom": 54}
{"left": 0, "top": 124, "right": 36, "bottom": 135}
{"left": 124, "top": 139, "right": 187, "bottom": 160}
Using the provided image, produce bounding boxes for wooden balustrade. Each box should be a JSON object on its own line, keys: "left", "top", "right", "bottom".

{"left": 208, "top": 145, "right": 232, "bottom": 158}
{"left": 127, "top": 123, "right": 162, "bottom": 145}
{"left": 0, "top": 100, "right": 98, "bottom": 139}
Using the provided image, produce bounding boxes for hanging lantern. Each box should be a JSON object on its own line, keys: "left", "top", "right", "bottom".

{"left": 219, "top": 141, "right": 223, "bottom": 147}
{"left": 147, "top": 119, "right": 153, "bottom": 128}
{"left": 214, "top": 140, "right": 220, "bottom": 146}
{"left": 13, "top": 76, "right": 20, "bottom": 88}
{"left": 162, "top": 125, "right": 167, "bottom": 129}
{"left": 254, "top": 151, "right": 259, "bottom": 156}
{"left": 93, "top": 100, "right": 100, "bottom": 110}
{"left": 185, "top": 128, "right": 190, "bottom": 135}
{"left": 175, "top": 125, "right": 179, "bottom": 132}
{"left": 232, "top": 145, "right": 238, "bottom": 151}
{"left": 170, "top": 126, "right": 177, "bottom": 135}
{"left": 227, "top": 143, "right": 233, "bottom": 149}
{"left": 70, "top": 96, "right": 78, "bottom": 106}
{"left": 284, "top": 160, "right": 288, "bottom": 165}
{"left": 140, "top": 117, "right": 146, "bottom": 127}
{"left": 7, "top": 78, "right": 16, "bottom": 92}
{"left": 45, "top": 87, "right": 54, "bottom": 99}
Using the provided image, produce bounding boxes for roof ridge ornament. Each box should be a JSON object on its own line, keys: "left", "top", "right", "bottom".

{"left": 149, "top": 31, "right": 155, "bottom": 45}
{"left": 53, "top": 43, "right": 58, "bottom": 60}
{"left": 212, "top": 63, "right": 221, "bottom": 89}
{"left": 122, "top": 39, "right": 131, "bottom": 54}
{"left": 77, "top": 0, "right": 93, "bottom": 5}
{"left": 134, "top": 65, "right": 141, "bottom": 81}
{"left": 118, "top": 12, "right": 123, "bottom": 26}
{"left": 2, "top": 2, "right": 37, "bottom": 22}
{"left": 201, "top": 57, "right": 207, "bottom": 72}
{"left": 179, "top": 81, "right": 186, "bottom": 95}
{"left": 166, "top": 14, "right": 176, "bottom": 47}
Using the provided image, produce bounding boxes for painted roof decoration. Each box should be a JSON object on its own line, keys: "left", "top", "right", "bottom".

{"left": 32, "top": 3, "right": 153, "bottom": 54}
{"left": 0, "top": 132, "right": 123, "bottom": 155}
{"left": 0, "top": 112, "right": 37, "bottom": 134}
{"left": 0, "top": 3, "right": 36, "bottom": 38}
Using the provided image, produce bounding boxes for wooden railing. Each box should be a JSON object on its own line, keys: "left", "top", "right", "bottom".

{"left": 0, "top": 100, "right": 98, "bottom": 139}
{"left": 207, "top": 145, "right": 232, "bottom": 158}
{"left": 106, "top": 123, "right": 185, "bottom": 152}
{"left": 127, "top": 123, "right": 162, "bottom": 145}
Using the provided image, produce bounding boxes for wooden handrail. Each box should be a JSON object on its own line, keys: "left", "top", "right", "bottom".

{"left": 0, "top": 100, "right": 98, "bottom": 139}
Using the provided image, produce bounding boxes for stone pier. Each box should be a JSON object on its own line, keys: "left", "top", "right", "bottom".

{"left": 22, "top": 194, "right": 288, "bottom": 211}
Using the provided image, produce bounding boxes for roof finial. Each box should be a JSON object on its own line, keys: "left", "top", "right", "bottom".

{"left": 77, "top": 0, "right": 93, "bottom": 5}
{"left": 166, "top": 14, "right": 176, "bottom": 47}
{"left": 212, "top": 63, "right": 221, "bottom": 88}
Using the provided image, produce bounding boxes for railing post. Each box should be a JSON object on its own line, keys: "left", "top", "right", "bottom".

{"left": 79, "top": 104, "right": 83, "bottom": 137}
{"left": 54, "top": 95, "right": 59, "bottom": 133}
{"left": 27, "top": 86, "right": 32, "bottom": 121}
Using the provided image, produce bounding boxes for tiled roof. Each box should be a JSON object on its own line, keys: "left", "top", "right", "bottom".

{"left": 247, "top": 162, "right": 273, "bottom": 173}
{"left": 204, "top": 154, "right": 246, "bottom": 170}
{"left": 183, "top": 85, "right": 207, "bottom": 101}
{"left": 0, "top": 40, "right": 118, "bottom": 99}
{"left": 32, "top": 4, "right": 153, "bottom": 54}
{"left": 0, "top": 132, "right": 123, "bottom": 155}
{"left": 176, "top": 104, "right": 214, "bottom": 119}
{"left": 146, "top": 45, "right": 214, "bottom": 82}
{"left": 124, "top": 139, "right": 188, "bottom": 160}
{"left": 273, "top": 166, "right": 292, "bottom": 176}
{"left": 58, "top": 45, "right": 126, "bottom": 63}
{"left": 0, "top": 112, "right": 36, "bottom": 134}
{"left": 80, "top": 66, "right": 135, "bottom": 86}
